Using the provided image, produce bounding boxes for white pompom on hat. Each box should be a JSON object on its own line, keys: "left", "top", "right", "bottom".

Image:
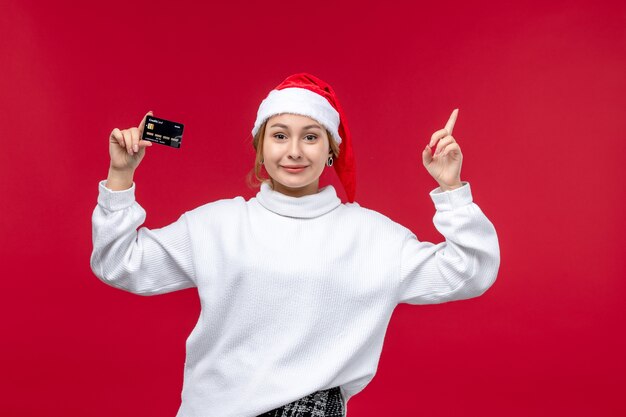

{"left": 252, "top": 73, "right": 356, "bottom": 202}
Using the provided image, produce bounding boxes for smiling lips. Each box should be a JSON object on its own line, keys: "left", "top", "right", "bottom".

{"left": 281, "top": 165, "right": 308, "bottom": 173}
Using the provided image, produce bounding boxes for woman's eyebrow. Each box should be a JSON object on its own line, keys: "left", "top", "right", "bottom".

{"left": 269, "top": 123, "right": 322, "bottom": 130}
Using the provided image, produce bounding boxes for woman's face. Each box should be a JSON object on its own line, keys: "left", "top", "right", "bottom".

{"left": 262, "top": 113, "right": 332, "bottom": 198}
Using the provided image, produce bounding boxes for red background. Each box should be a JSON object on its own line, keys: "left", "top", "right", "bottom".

{"left": 1, "top": 0, "right": 625, "bottom": 416}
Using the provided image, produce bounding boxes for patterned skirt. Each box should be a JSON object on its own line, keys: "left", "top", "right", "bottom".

{"left": 256, "top": 386, "right": 345, "bottom": 417}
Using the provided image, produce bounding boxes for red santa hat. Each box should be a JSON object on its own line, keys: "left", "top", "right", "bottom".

{"left": 252, "top": 73, "right": 356, "bottom": 202}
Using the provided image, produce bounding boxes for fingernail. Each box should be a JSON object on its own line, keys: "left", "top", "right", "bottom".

{"left": 134, "top": 144, "right": 139, "bottom": 152}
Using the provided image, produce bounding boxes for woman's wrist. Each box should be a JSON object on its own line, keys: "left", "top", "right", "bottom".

{"left": 106, "top": 166, "right": 135, "bottom": 191}
{"left": 439, "top": 181, "right": 463, "bottom": 192}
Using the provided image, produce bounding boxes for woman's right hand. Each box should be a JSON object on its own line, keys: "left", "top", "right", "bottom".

{"left": 109, "top": 111, "right": 154, "bottom": 172}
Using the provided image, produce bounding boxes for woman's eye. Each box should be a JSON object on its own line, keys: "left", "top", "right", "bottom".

{"left": 274, "top": 134, "right": 287, "bottom": 140}
{"left": 304, "top": 135, "right": 317, "bottom": 141}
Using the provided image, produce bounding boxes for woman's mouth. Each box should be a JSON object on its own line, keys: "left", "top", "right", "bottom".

{"left": 281, "top": 165, "right": 308, "bottom": 173}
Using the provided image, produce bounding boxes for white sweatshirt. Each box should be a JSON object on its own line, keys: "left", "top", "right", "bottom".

{"left": 90, "top": 180, "right": 500, "bottom": 417}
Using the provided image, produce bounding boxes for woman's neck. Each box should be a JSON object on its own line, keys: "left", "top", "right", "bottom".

{"left": 256, "top": 181, "right": 341, "bottom": 218}
{"left": 269, "top": 179, "right": 320, "bottom": 198}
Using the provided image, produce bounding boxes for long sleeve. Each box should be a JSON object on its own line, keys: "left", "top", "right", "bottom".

{"left": 398, "top": 182, "right": 500, "bottom": 305}
{"left": 90, "top": 180, "right": 196, "bottom": 295}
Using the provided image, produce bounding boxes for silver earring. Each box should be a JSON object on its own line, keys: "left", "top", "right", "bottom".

{"left": 326, "top": 156, "right": 334, "bottom": 167}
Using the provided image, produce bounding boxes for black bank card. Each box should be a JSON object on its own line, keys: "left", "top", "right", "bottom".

{"left": 142, "top": 116, "right": 184, "bottom": 148}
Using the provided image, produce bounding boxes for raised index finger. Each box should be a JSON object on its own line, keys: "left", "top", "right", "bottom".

{"left": 444, "top": 108, "right": 459, "bottom": 135}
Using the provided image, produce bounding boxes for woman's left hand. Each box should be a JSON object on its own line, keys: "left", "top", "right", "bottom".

{"left": 422, "top": 109, "right": 463, "bottom": 191}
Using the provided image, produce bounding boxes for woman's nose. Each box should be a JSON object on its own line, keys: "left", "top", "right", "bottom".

{"left": 288, "top": 139, "right": 302, "bottom": 159}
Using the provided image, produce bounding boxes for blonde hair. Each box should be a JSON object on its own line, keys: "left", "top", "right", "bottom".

{"left": 247, "top": 119, "right": 340, "bottom": 188}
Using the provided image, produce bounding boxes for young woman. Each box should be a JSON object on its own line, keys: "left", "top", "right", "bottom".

{"left": 91, "top": 73, "right": 500, "bottom": 417}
